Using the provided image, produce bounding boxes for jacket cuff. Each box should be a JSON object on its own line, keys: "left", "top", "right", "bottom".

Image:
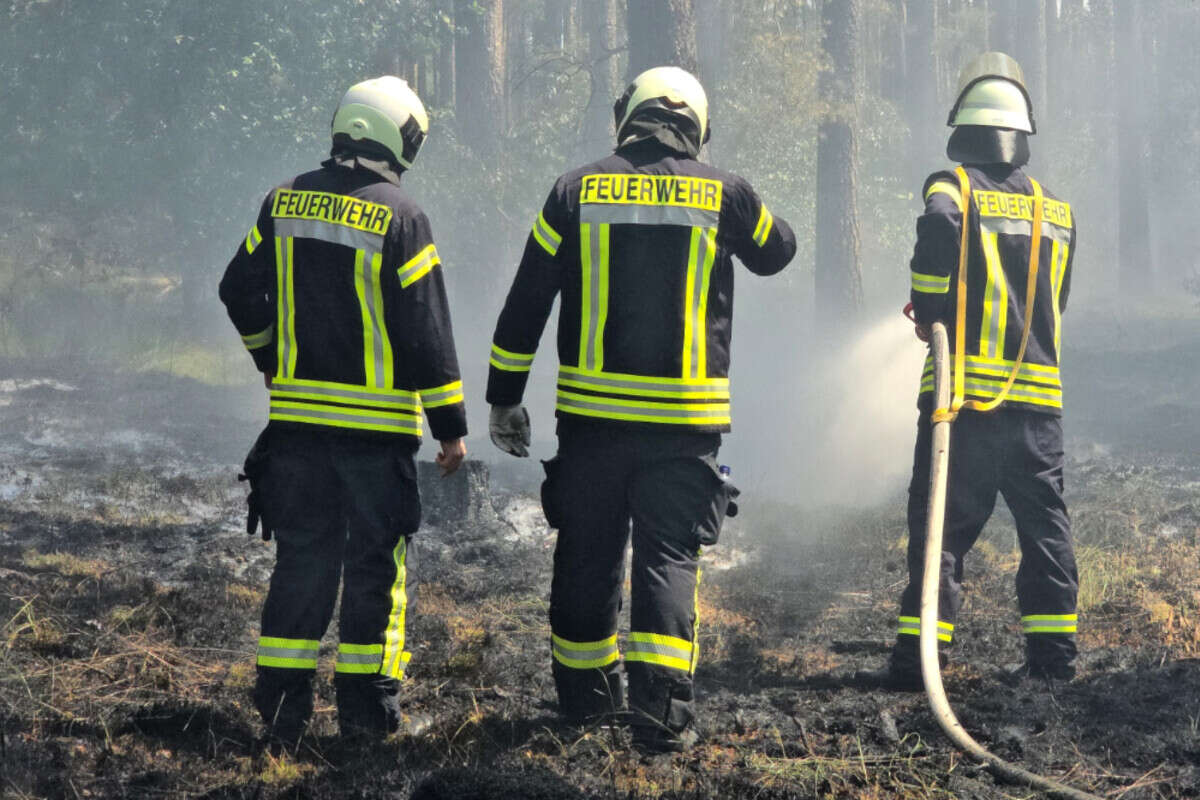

{"left": 426, "top": 404, "right": 468, "bottom": 442}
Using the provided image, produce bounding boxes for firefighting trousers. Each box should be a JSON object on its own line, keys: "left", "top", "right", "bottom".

{"left": 895, "top": 409, "right": 1078, "bottom": 669}
{"left": 542, "top": 423, "right": 736, "bottom": 739}
{"left": 252, "top": 427, "right": 421, "bottom": 737}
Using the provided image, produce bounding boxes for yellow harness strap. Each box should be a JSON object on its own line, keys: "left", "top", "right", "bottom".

{"left": 934, "top": 166, "right": 1044, "bottom": 423}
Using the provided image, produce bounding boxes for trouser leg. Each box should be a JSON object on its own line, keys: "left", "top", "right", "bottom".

{"left": 1000, "top": 413, "right": 1078, "bottom": 670}
{"left": 545, "top": 439, "right": 629, "bottom": 722}
{"left": 895, "top": 413, "right": 999, "bottom": 671}
{"left": 626, "top": 452, "right": 723, "bottom": 745}
{"left": 254, "top": 432, "right": 342, "bottom": 738}
{"left": 332, "top": 439, "right": 422, "bottom": 737}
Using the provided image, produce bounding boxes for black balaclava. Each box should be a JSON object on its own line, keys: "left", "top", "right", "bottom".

{"left": 616, "top": 107, "right": 703, "bottom": 159}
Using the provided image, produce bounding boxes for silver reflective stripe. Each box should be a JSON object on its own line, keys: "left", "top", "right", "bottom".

{"left": 399, "top": 246, "right": 439, "bottom": 286}
{"left": 275, "top": 218, "right": 385, "bottom": 252}
{"left": 420, "top": 384, "right": 462, "bottom": 405}
{"left": 277, "top": 237, "right": 294, "bottom": 378}
{"left": 553, "top": 641, "right": 617, "bottom": 661}
{"left": 557, "top": 393, "right": 728, "bottom": 421}
{"left": 981, "top": 232, "right": 1006, "bottom": 360}
{"left": 625, "top": 640, "right": 691, "bottom": 660}
{"left": 962, "top": 380, "right": 1060, "bottom": 401}
{"left": 336, "top": 651, "right": 382, "bottom": 666}
{"left": 258, "top": 645, "right": 317, "bottom": 661}
{"left": 558, "top": 370, "right": 728, "bottom": 396}
{"left": 582, "top": 224, "right": 605, "bottom": 371}
{"left": 685, "top": 227, "right": 716, "bottom": 380}
{"left": 581, "top": 204, "right": 719, "bottom": 228}
{"left": 359, "top": 251, "right": 388, "bottom": 388}
{"left": 490, "top": 350, "right": 533, "bottom": 369}
{"left": 270, "top": 402, "right": 421, "bottom": 432}
{"left": 270, "top": 383, "right": 418, "bottom": 408}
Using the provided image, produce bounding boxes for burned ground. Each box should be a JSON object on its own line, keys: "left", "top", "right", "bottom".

{"left": 2, "top": 325, "right": 1200, "bottom": 799}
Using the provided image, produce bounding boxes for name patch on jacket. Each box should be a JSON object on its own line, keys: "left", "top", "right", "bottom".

{"left": 974, "top": 190, "right": 1072, "bottom": 230}
{"left": 581, "top": 174, "right": 722, "bottom": 212}
{"left": 271, "top": 189, "right": 393, "bottom": 235}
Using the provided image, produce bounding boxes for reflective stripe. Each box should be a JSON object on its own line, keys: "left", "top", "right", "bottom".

{"left": 382, "top": 539, "right": 410, "bottom": 679}
{"left": 979, "top": 230, "right": 1008, "bottom": 360}
{"left": 1022, "top": 614, "right": 1077, "bottom": 634}
{"left": 490, "top": 343, "right": 535, "bottom": 372}
{"left": 532, "top": 211, "right": 562, "bottom": 256}
{"left": 551, "top": 633, "right": 620, "bottom": 669}
{"left": 245, "top": 225, "right": 263, "bottom": 254}
{"left": 625, "top": 631, "right": 694, "bottom": 673}
{"left": 419, "top": 380, "right": 464, "bottom": 408}
{"left": 578, "top": 223, "right": 610, "bottom": 371}
{"left": 581, "top": 203, "right": 718, "bottom": 228}
{"left": 556, "top": 390, "right": 730, "bottom": 426}
{"left": 1051, "top": 239, "right": 1069, "bottom": 359}
{"left": 682, "top": 226, "right": 717, "bottom": 380}
{"left": 274, "top": 218, "right": 384, "bottom": 253}
{"left": 270, "top": 399, "right": 422, "bottom": 435}
{"left": 912, "top": 271, "right": 950, "bottom": 294}
{"left": 257, "top": 636, "right": 320, "bottom": 669}
{"left": 897, "top": 615, "right": 954, "bottom": 643}
{"left": 335, "top": 643, "right": 383, "bottom": 674}
{"left": 241, "top": 323, "right": 274, "bottom": 351}
{"left": 924, "top": 181, "right": 964, "bottom": 212}
{"left": 399, "top": 243, "right": 440, "bottom": 288}
{"left": 276, "top": 237, "right": 298, "bottom": 378}
{"left": 557, "top": 366, "right": 729, "bottom": 400}
{"left": 921, "top": 355, "right": 1061, "bottom": 389}
{"left": 354, "top": 249, "right": 393, "bottom": 389}
{"left": 979, "top": 215, "right": 1073, "bottom": 245}
{"left": 270, "top": 379, "right": 419, "bottom": 410}
{"left": 752, "top": 203, "right": 774, "bottom": 247}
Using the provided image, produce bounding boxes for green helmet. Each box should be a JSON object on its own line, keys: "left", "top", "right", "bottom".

{"left": 947, "top": 52, "right": 1035, "bottom": 134}
{"left": 331, "top": 76, "right": 429, "bottom": 170}
{"left": 613, "top": 66, "right": 710, "bottom": 150}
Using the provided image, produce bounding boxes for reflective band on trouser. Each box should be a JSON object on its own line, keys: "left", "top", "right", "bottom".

{"left": 532, "top": 210, "right": 562, "bottom": 256}
{"left": 489, "top": 343, "right": 535, "bottom": 372}
{"left": 557, "top": 367, "right": 729, "bottom": 400}
{"left": 419, "top": 380, "right": 464, "bottom": 408}
{"left": 897, "top": 615, "right": 954, "bottom": 643}
{"left": 398, "top": 243, "right": 440, "bottom": 288}
{"left": 551, "top": 633, "right": 619, "bottom": 669}
{"left": 682, "top": 226, "right": 717, "bottom": 380}
{"left": 242, "top": 323, "right": 274, "bottom": 351}
{"left": 245, "top": 225, "right": 263, "bottom": 254}
{"left": 578, "top": 223, "right": 610, "bottom": 371}
{"left": 911, "top": 271, "right": 950, "bottom": 294}
{"left": 335, "top": 643, "right": 383, "bottom": 674}
{"left": 257, "top": 636, "right": 320, "bottom": 669}
{"left": 381, "top": 538, "right": 410, "bottom": 679}
{"left": 625, "top": 632, "right": 695, "bottom": 673}
{"left": 270, "top": 399, "right": 422, "bottom": 436}
{"left": 556, "top": 391, "right": 730, "bottom": 426}
{"left": 1022, "top": 614, "right": 1077, "bottom": 634}
{"left": 354, "top": 248, "right": 394, "bottom": 388}
{"left": 752, "top": 203, "right": 774, "bottom": 247}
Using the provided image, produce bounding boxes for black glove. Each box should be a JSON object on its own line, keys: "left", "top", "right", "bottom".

{"left": 239, "top": 429, "right": 273, "bottom": 542}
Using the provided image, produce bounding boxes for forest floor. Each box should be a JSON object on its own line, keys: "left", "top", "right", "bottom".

{"left": 3, "top": 315, "right": 1200, "bottom": 799}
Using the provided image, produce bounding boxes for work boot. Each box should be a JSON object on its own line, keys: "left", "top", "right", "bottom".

{"left": 632, "top": 723, "right": 699, "bottom": 755}
{"left": 853, "top": 641, "right": 937, "bottom": 692}
{"left": 997, "top": 660, "right": 1075, "bottom": 687}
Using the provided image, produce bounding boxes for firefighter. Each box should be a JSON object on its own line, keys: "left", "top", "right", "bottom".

{"left": 219, "top": 76, "right": 467, "bottom": 746}
{"left": 487, "top": 66, "right": 796, "bottom": 752}
{"left": 858, "top": 53, "right": 1078, "bottom": 690}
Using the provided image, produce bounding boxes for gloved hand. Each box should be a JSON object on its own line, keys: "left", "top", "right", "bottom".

{"left": 489, "top": 404, "right": 531, "bottom": 457}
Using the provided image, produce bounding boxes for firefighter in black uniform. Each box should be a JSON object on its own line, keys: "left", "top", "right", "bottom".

{"left": 858, "top": 53, "right": 1079, "bottom": 690}
{"left": 486, "top": 66, "right": 796, "bottom": 752}
{"left": 219, "top": 76, "right": 467, "bottom": 745}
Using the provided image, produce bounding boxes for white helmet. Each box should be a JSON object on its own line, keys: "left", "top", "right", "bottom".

{"left": 613, "top": 66, "right": 709, "bottom": 150}
{"left": 947, "top": 52, "right": 1035, "bottom": 134}
{"left": 331, "top": 76, "right": 429, "bottom": 169}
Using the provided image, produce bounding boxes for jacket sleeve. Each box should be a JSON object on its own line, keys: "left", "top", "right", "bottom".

{"left": 910, "top": 172, "right": 963, "bottom": 325}
{"left": 1059, "top": 216, "right": 1077, "bottom": 314}
{"left": 218, "top": 194, "right": 277, "bottom": 375}
{"left": 391, "top": 211, "right": 468, "bottom": 442}
{"left": 485, "top": 181, "right": 568, "bottom": 407}
{"left": 727, "top": 177, "right": 796, "bottom": 276}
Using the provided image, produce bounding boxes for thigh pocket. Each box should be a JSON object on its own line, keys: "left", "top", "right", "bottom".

{"left": 692, "top": 457, "right": 739, "bottom": 547}
{"left": 540, "top": 456, "right": 565, "bottom": 529}
{"left": 393, "top": 453, "right": 423, "bottom": 535}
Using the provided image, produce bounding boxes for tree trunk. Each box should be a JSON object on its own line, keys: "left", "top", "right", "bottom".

{"left": 581, "top": 0, "right": 622, "bottom": 158}
{"left": 903, "top": 0, "right": 939, "bottom": 186}
{"left": 624, "top": 0, "right": 697, "bottom": 79}
{"left": 1114, "top": 0, "right": 1152, "bottom": 294}
{"left": 815, "top": 0, "right": 863, "bottom": 326}
{"left": 455, "top": 0, "right": 506, "bottom": 154}
{"left": 880, "top": 0, "right": 906, "bottom": 108}
{"left": 436, "top": 6, "right": 455, "bottom": 109}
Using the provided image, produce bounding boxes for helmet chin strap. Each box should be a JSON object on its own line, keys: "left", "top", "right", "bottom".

{"left": 946, "top": 126, "right": 1030, "bottom": 167}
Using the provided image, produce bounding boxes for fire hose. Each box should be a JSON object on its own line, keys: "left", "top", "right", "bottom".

{"left": 912, "top": 166, "right": 1101, "bottom": 799}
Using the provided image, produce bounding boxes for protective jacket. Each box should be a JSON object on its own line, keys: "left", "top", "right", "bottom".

{"left": 219, "top": 157, "right": 466, "bottom": 443}
{"left": 486, "top": 140, "right": 796, "bottom": 433}
{"left": 910, "top": 164, "right": 1075, "bottom": 415}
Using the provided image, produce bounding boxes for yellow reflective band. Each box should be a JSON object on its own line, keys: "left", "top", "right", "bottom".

{"left": 531, "top": 211, "right": 562, "bottom": 256}
{"left": 335, "top": 643, "right": 384, "bottom": 674}
{"left": 339, "top": 643, "right": 384, "bottom": 654}
{"left": 911, "top": 271, "right": 951, "bottom": 294}
{"left": 1021, "top": 614, "right": 1077, "bottom": 633}
{"left": 681, "top": 227, "right": 717, "bottom": 380}
{"left": 752, "top": 204, "right": 774, "bottom": 246}
{"left": 924, "top": 181, "right": 964, "bottom": 212}
{"left": 556, "top": 390, "right": 730, "bottom": 426}
{"left": 399, "top": 243, "right": 440, "bottom": 288}
{"left": 580, "top": 173, "right": 723, "bottom": 212}
{"left": 382, "top": 539, "right": 409, "bottom": 679}
{"left": 269, "top": 378, "right": 419, "bottom": 409}
{"left": 625, "top": 632, "right": 694, "bottom": 673}
{"left": 271, "top": 189, "right": 392, "bottom": 235}
{"left": 1052, "top": 239, "right": 1069, "bottom": 359}
{"left": 896, "top": 616, "right": 954, "bottom": 643}
{"left": 419, "top": 380, "right": 464, "bottom": 408}
{"left": 557, "top": 367, "right": 730, "bottom": 400}
{"left": 490, "top": 343, "right": 535, "bottom": 372}
{"left": 979, "top": 230, "right": 1008, "bottom": 360}
{"left": 551, "top": 633, "right": 620, "bottom": 670}
{"left": 354, "top": 250, "right": 376, "bottom": 387}
{"left": 241, "top": 324, "right": 274, "bottom": 350}
{"left": 578, "top": 223, "right": 610, "bottom": 371}
{"left": 245, "top": 225, "right": 263, "bottom": 254}
{"left": 257, "top": 636, "right": 320, "bottom": 669}
{"left": 974, "top": 189, "right": 1072, "bottom": 229}
{"left": 269, "top": 399, "right": 422, "bottom": 435}
{"left": 275, "top": 237, "right": 299, "bottom": 379}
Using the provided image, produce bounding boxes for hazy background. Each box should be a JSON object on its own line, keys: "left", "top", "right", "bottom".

{"left": 1, "top": 0, "right": 1195, "bottom": 507}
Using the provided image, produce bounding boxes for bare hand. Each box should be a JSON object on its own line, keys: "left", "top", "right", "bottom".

{"left": 263, "top": 372, "right": 275, "bottom": 389}
{"left": 914, "top": 323, "right": 931, "bottom": 343}
{"left": 437, "top": 438, "right": 466, "bottom": 477}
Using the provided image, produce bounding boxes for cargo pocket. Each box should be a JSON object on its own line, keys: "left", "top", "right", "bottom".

{"left": 393, "top": 452, "right": 423, "bottom": 535}
{"left": 692, "top": 456, "right": 739, "bottom": 547}
{"left": 540, "top": 456, "right": 565, "bottom": 529}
